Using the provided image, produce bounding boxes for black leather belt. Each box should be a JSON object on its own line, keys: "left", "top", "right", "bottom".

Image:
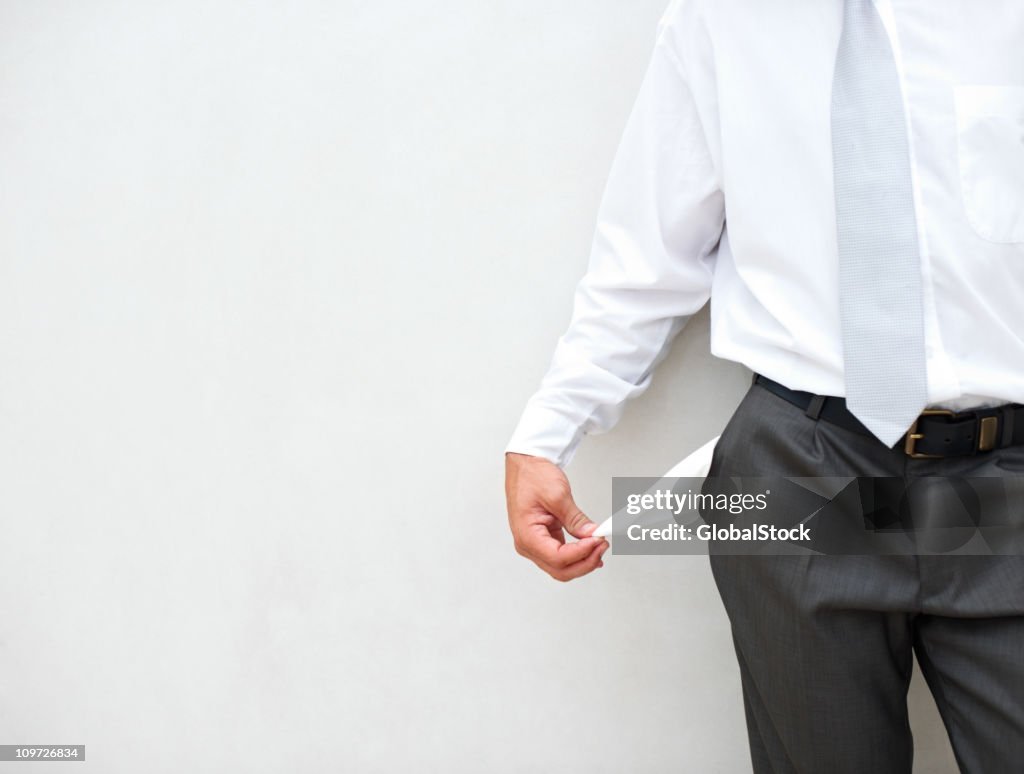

{"left": 753, "top": 374, "right": 1024, "bottom": 458}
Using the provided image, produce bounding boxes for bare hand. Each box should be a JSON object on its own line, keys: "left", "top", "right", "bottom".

{"left": 505, "top": 452, "right": 609, "bottom": 581}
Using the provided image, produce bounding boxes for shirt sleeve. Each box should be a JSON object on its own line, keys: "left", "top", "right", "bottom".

{"left": 505, "top": 5, "right": 724, "bottom": 468}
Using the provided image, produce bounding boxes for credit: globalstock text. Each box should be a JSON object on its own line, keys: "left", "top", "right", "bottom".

{"left": 626, "top": 522, "right": 811, "bottom": 543}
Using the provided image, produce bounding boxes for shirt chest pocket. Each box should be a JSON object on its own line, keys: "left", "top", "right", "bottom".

{"left": 954, "top": 84, "right": 1024, "bottom": 244}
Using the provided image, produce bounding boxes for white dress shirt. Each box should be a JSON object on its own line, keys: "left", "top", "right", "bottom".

{"left": 507, "top": 0, "right": 1024, "bottom": 468}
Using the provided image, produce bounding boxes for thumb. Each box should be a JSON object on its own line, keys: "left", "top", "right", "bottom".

{"left": 549, "top": 488, "right": 597, "bottom": 540}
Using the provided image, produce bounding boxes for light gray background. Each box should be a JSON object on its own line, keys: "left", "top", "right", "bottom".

{"left": 0, "top": 1, "right": 958, "bottom": 771}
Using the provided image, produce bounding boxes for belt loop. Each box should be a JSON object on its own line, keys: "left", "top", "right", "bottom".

{"left": 805, "top": 394, "right": 826, "bottom": 421}
{"left": 751, "top": 371, "right": 759, "bottom": 387}
{"left": 1001, "top": 405, "right": 1016, "bottom": 447}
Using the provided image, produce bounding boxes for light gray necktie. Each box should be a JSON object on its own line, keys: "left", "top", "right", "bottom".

{"left": 831, "top": 0, "right": 928, "bottom": 448}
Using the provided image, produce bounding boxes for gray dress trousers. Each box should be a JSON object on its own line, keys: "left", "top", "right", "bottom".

{"left": 706, "top": 378, "right": 1024, "bottom": 773}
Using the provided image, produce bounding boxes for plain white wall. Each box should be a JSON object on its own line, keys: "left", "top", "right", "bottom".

{"left": 0, "top": 1, "right": 958, "bottom": 771}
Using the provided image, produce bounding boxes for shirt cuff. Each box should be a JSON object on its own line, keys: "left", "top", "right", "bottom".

{"left": 504, "top": 401, "right": 586, "bottom": 469}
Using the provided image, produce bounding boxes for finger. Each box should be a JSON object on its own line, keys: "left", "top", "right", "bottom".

{"left": 519, "top": 522, "right": 604, "bottom": 569}
{"left": 545, "top": 489, "right": 596, "bottom": 540}
{"left": 535, "top": 539, "right": 609, "bottom": 581}
{"left": 551, "top": 540, "right": 609, "bottom": 582}
{"left": 544, "top": 520, "right": 566, "bottom": 546}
